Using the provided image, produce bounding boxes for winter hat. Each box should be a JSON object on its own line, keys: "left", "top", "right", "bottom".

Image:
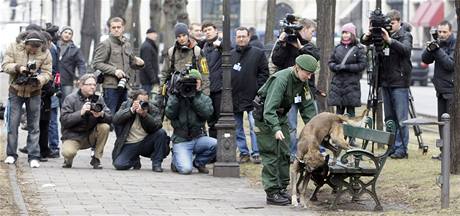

{"left": 60, "top": 26, "right": 73, "bottom": 34}
{"left": 295, "top": 54, "right": 318, "bottom": 72}
{"left": 187, "top": 69, "right": 202, "bottom": 80}
{"left": 146, "top": 27, "right": 157, "bottom": 34}
{"left": 174, "top": 23, "right": 189, "bottom": 38}
{"left": 341, "top": 23, "right": 356, "bottom": 37}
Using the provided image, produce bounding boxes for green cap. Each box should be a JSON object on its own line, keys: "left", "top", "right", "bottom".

{"left": 295, "top": 54, "right": 318, "bottom": 72}
{"left": 187, "top": 69, "right": 202, "bottom": 80}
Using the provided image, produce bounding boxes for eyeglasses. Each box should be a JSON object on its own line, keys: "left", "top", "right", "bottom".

{"left": 83, "top": 83, "right": 97, "bottom": 86}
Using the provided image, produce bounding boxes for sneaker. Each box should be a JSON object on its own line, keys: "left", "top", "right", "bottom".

{"left": 4, "top": 156, "right": 16, "bottom": 164}
{"left": 239, "top": 155, "right": 251, "bottom": 163}
{"left": 19, "top": 147, "right": 28, "bottom": 154}
{"left": 29, "top": 159, "right": 40, "bottom": 168}
{"left": 90, "top": 157, "right": 103, "bottom": 169}
{"left": 62, "top": 159, "right": 72, "bottom": 168}
{"left": 266, "top": 192, "right": 291, "bottom": 206}
{"left": 252, "top": 155, "right": 261, "bottom": 164}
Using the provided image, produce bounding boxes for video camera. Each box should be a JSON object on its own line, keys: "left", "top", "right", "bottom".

{"left": 169, "top": 65, "right": 197, "bottom": 98}
{"left": 368, "top": 9, "right": 392, "bottom": 52}
{"left": 16, "top": 60, "right": 40, "bottom": 86}
{"left": 279, "top": 14, "right": 303, "bottom": 43}
{"left": 426, "top": 29, "right": 439, "bottom": 52}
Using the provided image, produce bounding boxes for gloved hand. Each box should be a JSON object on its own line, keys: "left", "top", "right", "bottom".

{"left": 334, "top": 64, "right": 346, "bottom": 71}
{"left": 426, "top": 41, "right": 439, "bottom": 52}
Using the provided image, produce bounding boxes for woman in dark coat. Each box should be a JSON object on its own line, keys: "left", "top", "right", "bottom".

{"left": 327, "top": 23, "right": 367, "bottom": 116}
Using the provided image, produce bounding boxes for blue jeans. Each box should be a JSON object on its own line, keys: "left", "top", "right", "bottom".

{"left": 172, "top": 136, "right": 217, "bottom": 174}
{"left": 60, "top": 85, "right": 74, "bottom": 104}
{"left": 6, "top": 92, "right": 41, "bottom": 161}
{"left": 103, "top": 88, "right": 127, "bottom": 135}
{"left": 382, "top": 87, "right": 409, "bottom": 155}
{"left": 287, "top": 104, "right": 298, "bottom": 158}
{"left": 113, "top": 129, "right": 169, "bottom": 170}
{"left": 48, "top": 97, "right": 59, "bottom": 151}
{"left": 141, "top": 85, "right": 153, "bottom": 96}
{"left": 235, "top": 111, "right": 258, "bottom": 156}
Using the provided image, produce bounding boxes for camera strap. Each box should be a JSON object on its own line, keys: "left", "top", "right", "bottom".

{"left": 340, "top": 46, "right": 355, "bottom": 66}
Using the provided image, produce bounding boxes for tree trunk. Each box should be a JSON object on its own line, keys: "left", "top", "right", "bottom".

{"left": 264, "top": 0, "right": 276, "bottom": 45}
{"left": 451, "top": 0, "right": 460, "bottom": 174}
{"left": 149, "top": 0, "right": 162, "bottom": 30}
{"left": 111, "top": 0, "right": 129, "bottom": 19}
{"left": 162, "top": 0, "right": 189, "bottom": 60}
{"left": 132, "top": 0, "right": 141, "bottom": 52}
{"left": 316, "top": 0, "right": 336, "bottom": 112}
{"left": 67, "top": 0, "right": 71, "bottom": 26}
{"left": 80, "top": 0, "right": 101, "bottom": 63}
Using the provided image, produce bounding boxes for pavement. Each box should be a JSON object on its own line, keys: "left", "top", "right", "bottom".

{"left": 12, "top": 129, "right": 316, "bottom": 216}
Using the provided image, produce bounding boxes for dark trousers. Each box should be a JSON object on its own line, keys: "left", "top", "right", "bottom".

{"left": 336, "top": 106, "right": 355, "bottom": 117}
{"left": 103, "top": 88, "right": 127, "bottom": 136}
{"left": 113, "top": 129, "right": 170, "bottom": 170}
{"left": 39, "top": 119, "right": 51, "bottom": 157}
{"left": 437, "top": 93, "right": 452, "bottom": 139}
{"left": 208, "top": 91, "right": 222, "bottom": 138}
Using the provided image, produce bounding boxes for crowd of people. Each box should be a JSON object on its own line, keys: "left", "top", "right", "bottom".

{"left": 1, "top": 9, "right": 456, "bottom": 206}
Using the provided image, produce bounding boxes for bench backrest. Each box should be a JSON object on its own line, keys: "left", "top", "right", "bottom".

{"left": 343, "top": 121, "right": 395, "bottom": 147}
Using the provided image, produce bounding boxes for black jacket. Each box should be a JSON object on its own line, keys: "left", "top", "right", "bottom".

{"left": 422, "top": 35, "right": 456, "bottom": 95}
{"left": 327, "top": 43, "right": 367, "bottom": 107}
{"left": 249, "top": 35, "right": 264, "bottom": 50}
{"left": 139, "top": 38, "right": 160, "bottom": 85}
{"left": 202, "top": 37, "right": 223, "bottom": 93}
{"left": 57, "top": 41, "right": 86, "bottom": 86}
{"left": 231, "top": 45, "right": 269, "bottom": 113}
{"left": 112, "top": 99, "right": 163, "bottom": 160}
{"left": 60, "top": 90, "right": 112, "bottom": 141}
{"left": 362, "top": 24, "right": 413, "bottom": 88}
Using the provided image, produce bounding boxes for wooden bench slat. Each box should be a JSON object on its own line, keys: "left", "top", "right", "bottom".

{"left": 343, "top": 124, "right": 394, "bottom": 144}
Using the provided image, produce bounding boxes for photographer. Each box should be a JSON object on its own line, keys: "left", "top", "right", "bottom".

{"left": 112, "top": 89, "right": 170, "bottom": 172}
{"left": 271, "top": 17, "right": 321, "bottom": 162}
{"left": 361, "top": 9, "right": 413, "bottom": 159}
{"left": 2, "top": 30, "right": 52, "bottom": 168}
{"left": 92, "top": 17, "right": 144, "bottom": 135}
{"left": 421, "top": 20, "right": 456, "bottom": 160}
{"left": 165, "top": 69, "right": 216, "bottom": 175}
{"left": 60, "top": 74, "right": 112, "bottom": 169}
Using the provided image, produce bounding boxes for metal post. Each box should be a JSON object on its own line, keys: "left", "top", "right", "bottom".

{"left": 441, "top": 113, "right": 450, "bottom": 209}
{"left": 213, "top": 0, "right": 239, "bottom": 177}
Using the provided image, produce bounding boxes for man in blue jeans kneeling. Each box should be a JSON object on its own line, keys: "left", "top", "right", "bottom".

{"left": 112, "top": 89, "right": 170, "bottom": 172}
{"left": 165, "top": 69, "right": 216, "bottom": 174}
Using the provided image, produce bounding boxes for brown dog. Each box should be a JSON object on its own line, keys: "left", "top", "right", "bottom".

{"left": 290, "top": 111, "right": 367, "bottom": 207}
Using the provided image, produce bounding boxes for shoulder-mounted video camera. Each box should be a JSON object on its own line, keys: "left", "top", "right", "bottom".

{"left": 368, "top": 9, "right": 392, "bottom": 52}
{"left": 169, "top": 64, "right": 197, "bottom": 98}
{"left": 426, "top": 29, "right": 439, "bottom": 52}
{"left": 16, "top": 60, "right": 40, "bottom": 86}
{"left": 279, "top": 14, "right": 303, "bottom": 43}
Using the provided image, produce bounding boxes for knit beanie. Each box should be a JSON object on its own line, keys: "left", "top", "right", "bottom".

{"left": 187, "top": 69, "right": 202, "bottom": 80}
{"left": 174, "top": 23, "right": 189, "bottom": 38}
{"left": 295, "top": 54, "right": 318, "bottom": 72}
{"left": 60, "top": 26, "right": 73, "bottom": 34}
{"left": 341, "top": 23, "right": 356, "bottom": 37}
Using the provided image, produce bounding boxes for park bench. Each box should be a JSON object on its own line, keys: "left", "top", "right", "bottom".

{"left": 328, "top": 120, "right": 396, "bottom": 211}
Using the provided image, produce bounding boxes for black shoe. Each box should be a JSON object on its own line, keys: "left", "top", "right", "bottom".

{"left": 152, "top": 165, "right": 163, "bottom": 172}
{"left": 62, "top": 160, "right": 72, "bottom": 168}
{"left": 90, "top": 157, "right": 103, "bottom": 169}
{"left": 252, "top": 155, "right": 261, "bottom": 164}
{"left": 39, "top": 157, "right": 48, "bottom": 162}
{"left": 279, "top": 188, "right": 292, "bottom": 201}
{"left": 48, "top": 150, "right": 60, "bottom": 158}
{"left": 171, "top": 163, "right": 178, "bottom": 173}
{"left": 19, "top": 147, "right": 28, "bottom": 154}
{"left": 133, "top": 159, "right": 142, "bottom": 170}
{"left": 193, "top": 162, "right": 209, "bottom": 174}
{"left": 390, "top": 153, "right": 408, "bottom": 159}
{"left": 266, "top": 192, "right": 291, "bottom": 206}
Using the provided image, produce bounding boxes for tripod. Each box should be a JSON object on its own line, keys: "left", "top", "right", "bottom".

{"left": 408, "top": 89, "right": 428, "bottom": 154}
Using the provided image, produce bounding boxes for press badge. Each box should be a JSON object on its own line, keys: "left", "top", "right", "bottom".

{"left": 233, "top": 63, "right": 242, "bottom": 71}
{"left": 294, "top": 94, "right": 302, "bottom": 103}
{"left": 383, "top": 48, "right": 390, "bottom": 56}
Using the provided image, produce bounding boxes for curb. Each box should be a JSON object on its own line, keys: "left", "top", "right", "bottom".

{"left": 8, "top": 165, "right": 29, "bottom": 216}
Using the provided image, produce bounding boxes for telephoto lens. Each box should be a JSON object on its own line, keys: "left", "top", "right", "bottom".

{"left": 117, "top": 77, "right": 127, "bottom": 89}
{"left": 139, "top": 101, "right": 149, "bottom": 110}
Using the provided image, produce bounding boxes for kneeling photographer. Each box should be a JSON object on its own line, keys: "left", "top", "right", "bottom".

{"left": 60, "top": 74, "right": 112, "bottom": 169}
{"left": 361, "top": 9, "right": 413, "bottom": 159}
{"left": 165, "top": 69, "right": 216, "bottom": 175}
{"left": 421, "top": 20, "right": 456, "bottom": 160}
{"left": 112, "top": 89, "right": 170, "bottom": 172}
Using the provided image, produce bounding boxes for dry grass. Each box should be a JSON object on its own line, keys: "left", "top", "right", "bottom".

{"left": 239, "top": 109, "right": 460, "bottom": 215}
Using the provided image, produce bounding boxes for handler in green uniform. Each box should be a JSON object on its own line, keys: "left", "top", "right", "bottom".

{"left": 255, "top": 54, "right": 318, "bottom": 206}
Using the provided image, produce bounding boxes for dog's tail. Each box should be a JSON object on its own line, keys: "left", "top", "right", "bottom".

{"left": 336, "top": 109, "right": 369, "bottom": 126}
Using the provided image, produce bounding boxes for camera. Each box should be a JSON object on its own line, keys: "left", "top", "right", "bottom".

{"left": 279, "top": 14, "right": 303, "bottom": 43}
{"left": 169, "top": 65, "right": 197, "bottom": 98}
{"left": 368, "top": 9, "right": 392, "bottom": 52}
{"left": 90, "top": 102, "right": 104, "bottom": 112}
{"left": 426, "top": 29, "right": 439, "bottom": 52}
{"left": 139, "top": 100, "right": 149, "bottom": 110}
{"left": 16, "top": 60, "right": 39, "bottom": 86}
{"left": 117, "top": 77, "right": 128, "bottom": 89}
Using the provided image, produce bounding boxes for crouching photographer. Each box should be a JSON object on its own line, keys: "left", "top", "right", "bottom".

{"left": 60, "top": 74, "right": 112, "bottom": 169}
{"left": 112, "top": 89, "right": 170, "bottom": 172}
{"left": 2, "top": 30, "right": 52, "bottom": 168}
{"left": 422, "top": 20, "right": 456, "bottom": 160}
{"left": 165, "top": 69, "right": 216, "bottom": 175}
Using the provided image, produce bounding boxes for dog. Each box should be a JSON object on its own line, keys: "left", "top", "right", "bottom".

{"left": 290, "top": 110, "right": 368, "bottom": 207}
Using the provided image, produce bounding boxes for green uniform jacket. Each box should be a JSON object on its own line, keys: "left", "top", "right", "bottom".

{"left": 165, "top": 92, "right": 213, "bottom": 143}
{"left": 259, "top": 67, "right": 316, "bottom": 133}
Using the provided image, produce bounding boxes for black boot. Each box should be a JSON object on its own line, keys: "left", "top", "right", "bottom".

{"left": 266, "top": 192, "right": 291, "bottom": 206}
{"left": 279, "top": 188, "right": 292, "bottom": 201}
